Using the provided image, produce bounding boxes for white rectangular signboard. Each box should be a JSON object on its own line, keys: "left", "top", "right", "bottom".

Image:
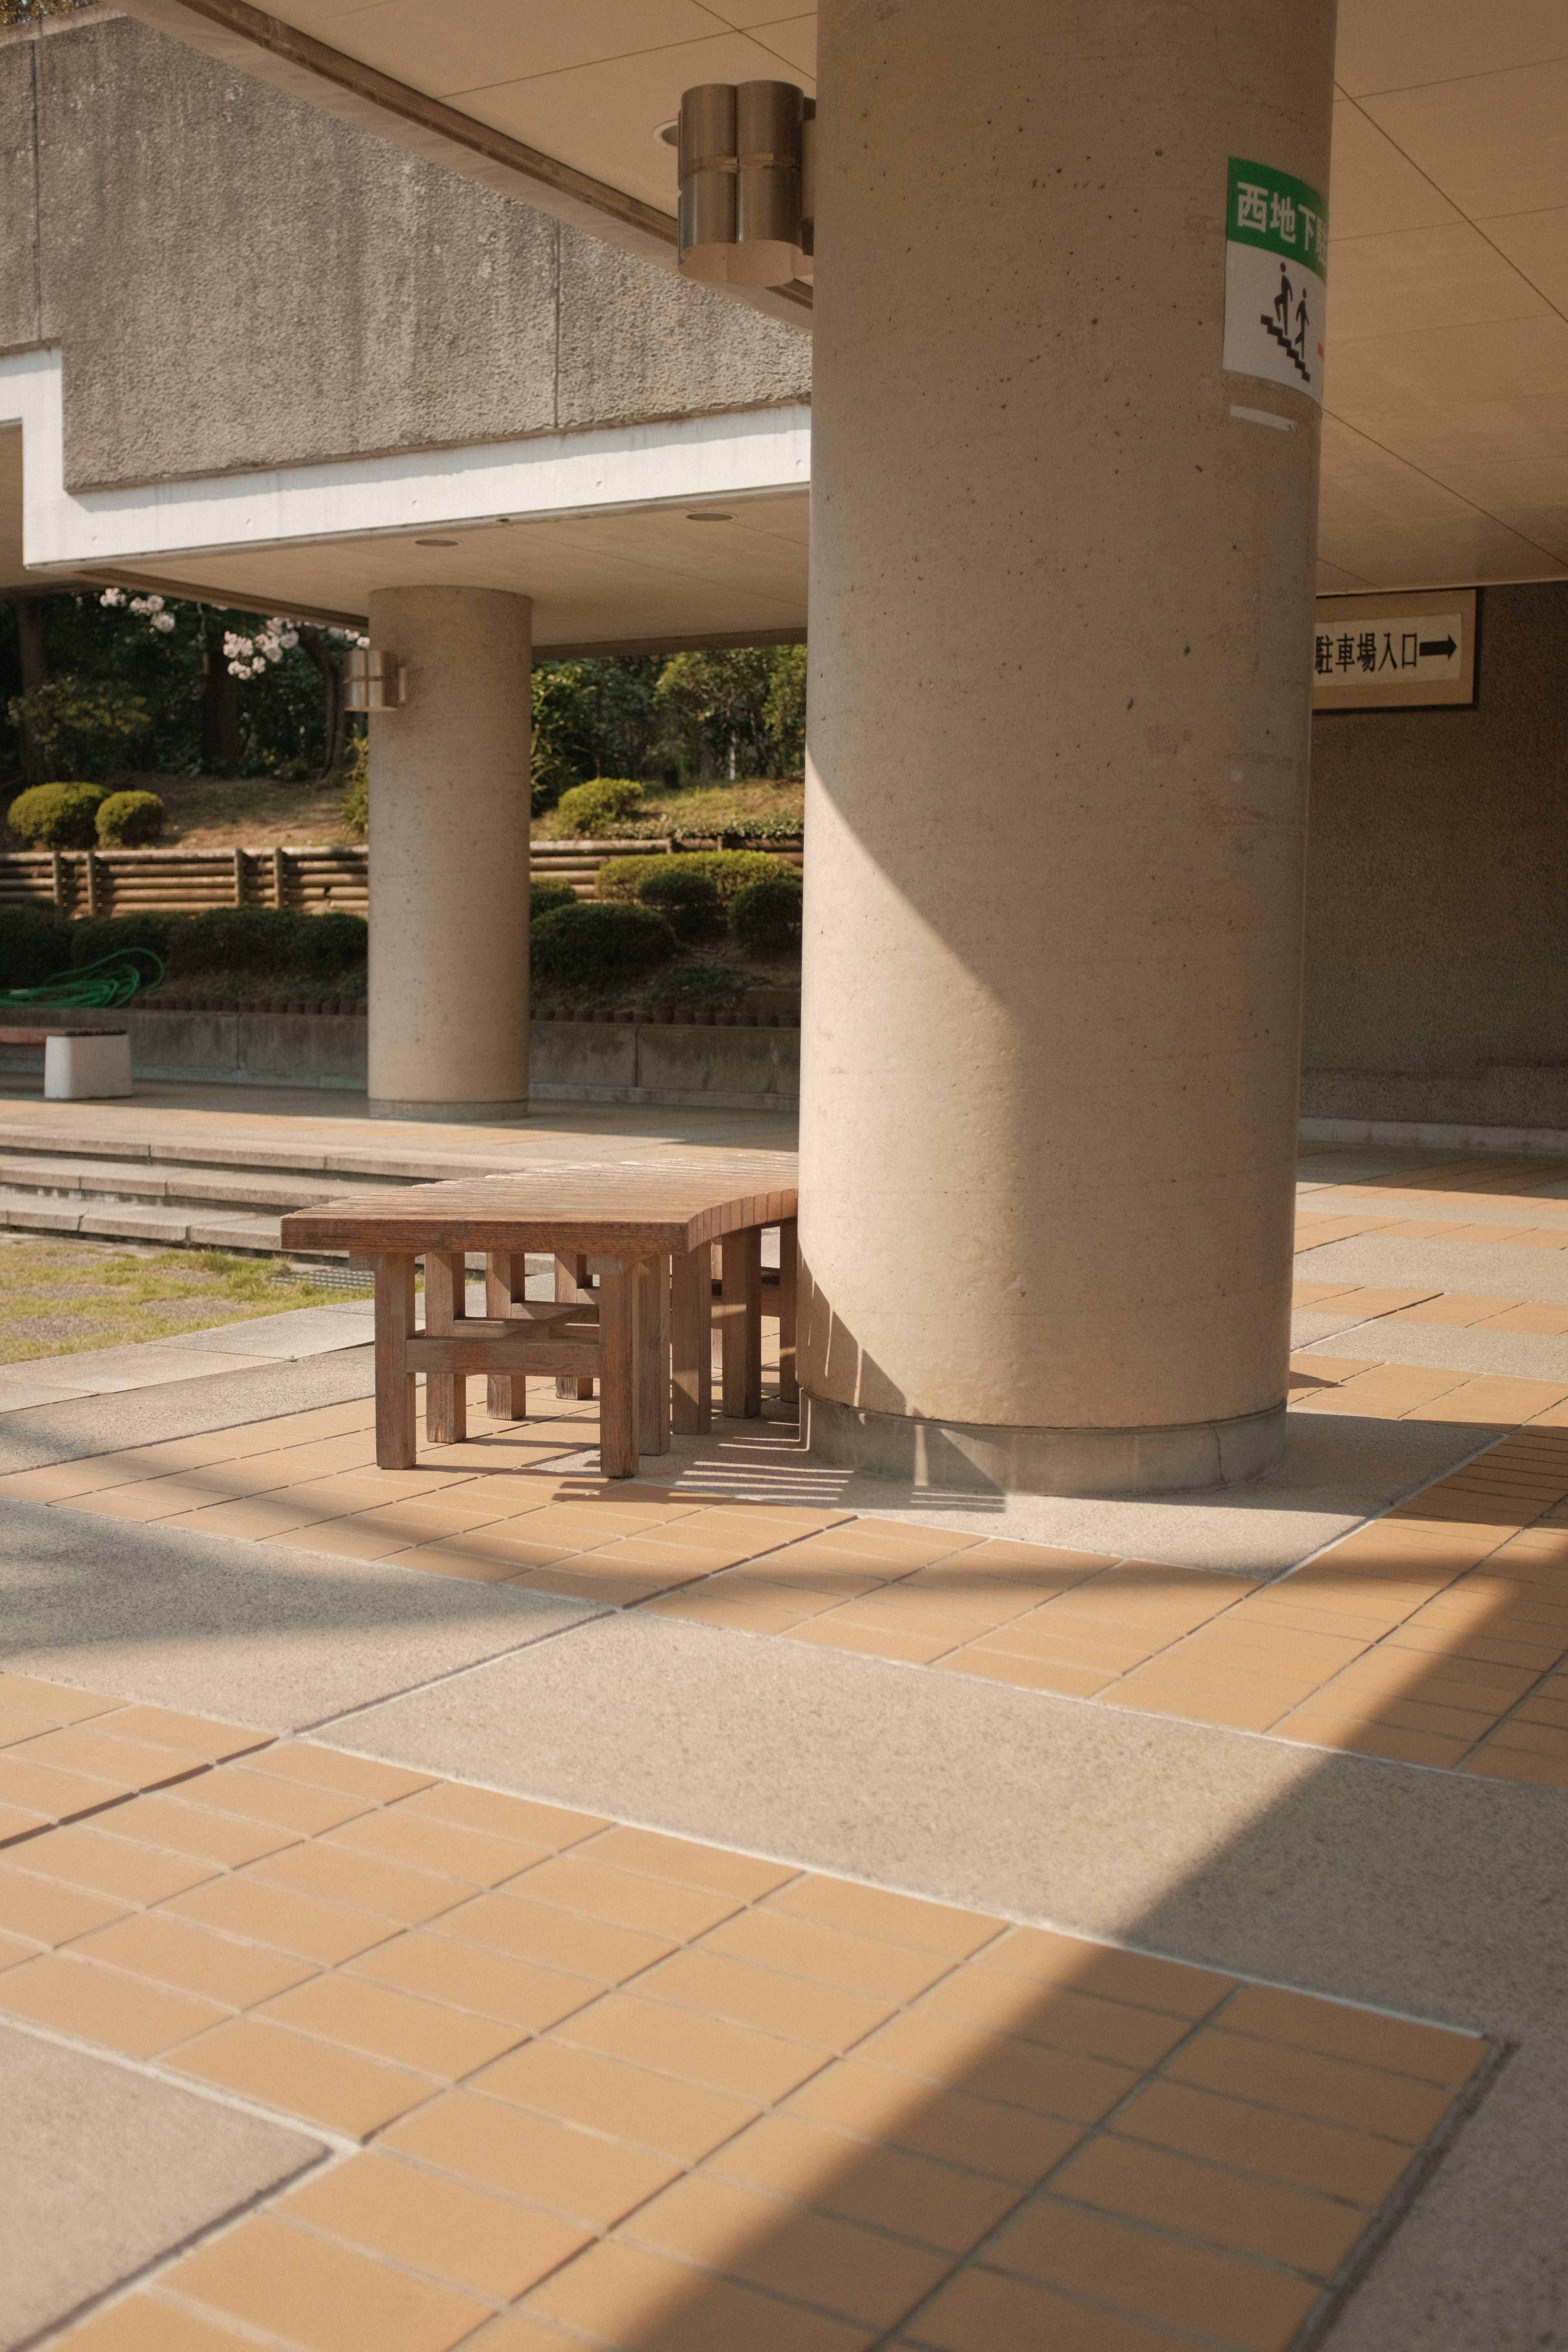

{"left": 1223, "top": 157, "right": 1327, "bottom": 406}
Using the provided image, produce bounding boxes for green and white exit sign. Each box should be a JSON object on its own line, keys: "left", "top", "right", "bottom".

{"left": 1223, "top": 157, "right": 1327, "bottom": 405}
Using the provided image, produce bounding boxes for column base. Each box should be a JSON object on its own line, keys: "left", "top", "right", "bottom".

{"left": 805, "top": 1394, "right": 1285, "bottom": 1498}
{"left": 367, "top": 1098, "right": 533, "bottom": 1123}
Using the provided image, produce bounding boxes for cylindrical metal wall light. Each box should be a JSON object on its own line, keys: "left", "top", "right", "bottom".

{"left": 343, "top": 649, "right": 406, "bottom": 711}
{"left": 678, "top": 81, "right": 812, "bottom": 286}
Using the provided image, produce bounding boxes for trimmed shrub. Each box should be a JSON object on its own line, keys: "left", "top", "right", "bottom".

{"left": 635, "top": 865, "right": 724, "bottom": 944}
{"left": 7, "top": 782, "right": 109, "bottom": 850}
{"left": 166, "top": 907, "right": 309, "bottom": 976}
{"left": 530, "top": 902, "right": 677, "bottom": 989}
{"left": 530, "top": 880, "right": 577, "bottom": 921}
{"left": 95, "top": 790, "right": 165, "bottom": 847}
{"left": 293, "top": 912, "right": 368, "bottom": 977}
{"left": 554, "top": 777, "right": 645, "bottom": 837}
{"left": 646, "top": 962, "right": 744, "bottom": 1018}
{"left": 0, "top": 904, "right": 72, "bottom": 990}
{"left": 597, "top": 849, "right": 796, "bottom": 909}
{"left": 731, "top": 872, "right": 803, "bottom": 954}
{"left": 70, "top": 913, "right": 180, "bottom": 969}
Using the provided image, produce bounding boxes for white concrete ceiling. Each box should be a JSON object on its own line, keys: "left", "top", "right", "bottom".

{"left": 127, "top": 0, "right": 1568, "bottom": 597}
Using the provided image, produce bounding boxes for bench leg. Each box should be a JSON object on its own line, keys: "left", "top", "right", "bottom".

{"left": 372, "top": 1252, "right": 417, "bottom": 1470}
{"left": 721, "top": 1228, "right": 762, "bottom": 1419}
{"left": 485, "top": 1252, "right": 528, "bottom": 1420}
{"left": 424, "top": 1251, "right": 468, "bottom": 1446}
{"left": 636, "top": 1255, "right": 671, "bottom": 1456}
{"left": 777, "top": 1217, "right": 799, "bottom": 1406}
{"left": 555, "top": 1253, "right": 596, "bottom": 1401}
{"left": 595, "top": 1260, "right": 639, "bottom": 1479}
{"left": 670, "top": 1245, "right": 712, "bottom": 1435}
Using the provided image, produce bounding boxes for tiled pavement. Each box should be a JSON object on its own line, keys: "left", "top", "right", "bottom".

{"left": 0, "top": 1673, "right": 1490, "bottom": 2352}
{"left": 12, "top": 1345, "right": 1568, "bottom": 1786}
{"left": 12, "top": 1139, "right": 1568, "bottom": 2345}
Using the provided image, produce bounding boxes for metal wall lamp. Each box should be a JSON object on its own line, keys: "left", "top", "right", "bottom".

{"left": 678, "top": 81, "right": 815, "bottom": 288}
{"left": 344, "top": 650, "right": 406, "bottom": 711}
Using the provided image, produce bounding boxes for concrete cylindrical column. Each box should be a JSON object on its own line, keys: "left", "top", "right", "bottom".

{"left": 365, "top": 587, "right": 532, "bottom": 1120}
{"left": 800, "top": 0, "right": 1336, "bottom": 1495}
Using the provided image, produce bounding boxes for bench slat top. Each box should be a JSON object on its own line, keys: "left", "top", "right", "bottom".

{"left": 281, "top": 1149, "right": 798, "bottom": 1256}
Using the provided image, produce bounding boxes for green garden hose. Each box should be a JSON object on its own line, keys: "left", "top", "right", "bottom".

{"left": 0, "top": 948, "right": 165, "bottom": 1009}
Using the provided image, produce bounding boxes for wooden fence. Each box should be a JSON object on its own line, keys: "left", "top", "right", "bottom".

{"left": 0, "top": 836, "right": 805, "bottom": 920}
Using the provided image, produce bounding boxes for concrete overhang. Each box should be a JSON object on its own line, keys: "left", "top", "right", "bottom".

{"left": 0, "top": 357, "right": 809, "bottom": 648}
{"left": 96, "top": 0, "right": 1568, "bottom": 598}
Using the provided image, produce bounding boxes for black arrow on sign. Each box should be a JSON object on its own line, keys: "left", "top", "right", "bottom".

{"left": 1419, "top": 635, "right": 1457, "bottom": 659}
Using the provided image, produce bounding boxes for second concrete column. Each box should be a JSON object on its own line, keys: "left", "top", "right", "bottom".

{"left": 365, "top": 586, "right": 532, "bottom": 1120}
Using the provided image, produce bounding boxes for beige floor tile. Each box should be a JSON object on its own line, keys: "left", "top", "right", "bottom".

{"left": 348, "top": 1929, "right": 601, "bottom": 2031}
{"left": 247, "top": 1841, "right": 470, "bottom": 1928}
{"left": 102, "top": 1792, "right": 300, "bottom": 1869}
{"left": 522, "top": 2237, "right": 875, "bottom": 2350}
{"left": 7, "top": 1723, "right": 208, "bottom": 1791}
{"left": 510, "top": 1564, "right": 691, "bottom": 1606}
{"left": 1166, "top": 2030, "right": 1455, "bottom": 2140}
{"left": 0, "top": 1673, "right": 118, "bottom": 1723}
{"left": 1463, "top": 1745, "right": 1568, "bottom": 1788}
{"left": 431, "top": 1891, "right": 675, "bottom": 1983}
{"left": 902, "top": 2263, "right": 1184, "bottom": 2352}
{"left": 857, "top": 2012, "right": 1138, "bottom": 2126}
{"left": 583, "top": 1826, "right": 797, "bottom": 1904}
{"left": 936, "top": 1649, "right": 1120, "bottom": 1697}
{"left": 1218, "top": 1985, "right": 1485, "bottom": 2085}
{"left": 637, "top": 1948, "right": 894, "bottom": 2053}
{"left": 0, "top": 1950, "right": 226, "bottom": 2055}
{"left": 169, "top": 2015, "right": 437, "bottom": 2137}
{"left": 981, "top": 1929, "right": 1234, "bottom": 2021}
{"left": 278, "top": 2150, "right": 592, "bottom": 2302}
{"left": 979, "top": 2196, "right": 1317, "bottom": 2352}
{"left": 790, "top": 1618, "right": 957, "bottom": 1666}
{"left": 259, "top": 1970, "right": 525, "bottom": 2078}
{"left": 45, "top": 2298, "right": 257, "bottom": 2350}
{"left": 767, "top": 1879, "right": 999, "bottom": 1960}
{"left": 917, "top": 1971, "right": 1191, "bottom": 2071}
{"left": 382, "top": 2089, "right": 681, "bottom": 2225}
{"left": 622, "top": 2170, "right": 951, "bottom": 2329}
{"left": 6, "top": 1825, "right": 217, "bottom": 1906}
{"left": 325, "top": 1807, "right": 546, "bottom": 1887}
{"left": 243, "top": 1745, "right": 434, "bottom": 1803}
{"left": 639, "top": 1582, "right": 827, "bottom": 1634}
{"left": 167, "top": 1877, "right": 401, "bottom": 1965}
{"left": 1050, "top": 2134, "right": 1367, "bottom": 2275}
{"left": 711, "top": 2112, "right": 1020, "bottom": 2254}
{"left": 398, "top": 1784, "right": 606, "bottom": 1849}
{"left": 92, "top": 1706, "right": 269, "bottom": 1762}
{"left": 1115, "top": 2078, "right": 1412, "bottom": 2203}
{"left": 478, "top": 2037, "right": 761, "bottom": 2160}
{"left": 263, "top": 1518, "right": 418, "bottom": 1562}
{"left": 0, "top": 1861, "right": 128, "bottom": 1945}
{"left": 559, "top": 1990, "right": 831, "bottom": 2104}
{"left": 1272, "top": 1710, "right": 1473, "bottom": 1768}
{"left": 503, "top": 1854, "right": 745, "bottom": 1941}
{"left": 0, "top": 1755, "right": 141, "bottom": 1823}
{"left": 73, "top": 1910, "right": 317, "bottom": 2007}
{"left": 161, "top": 1496, "right": 356, "bottom": 1540}
{"left": 705, "top": 1911, "right": 959, "bottom": 2005}
{"left": 185, "top": 1767, "right": 380, "bottom": 1836}
{"left": 163, "top": 2214, "right": 489, "bottom": 2352}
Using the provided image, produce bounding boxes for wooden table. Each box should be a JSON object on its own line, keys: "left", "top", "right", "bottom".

{"left": 281, "top": 1152, "right": 799, "bottom": 1476}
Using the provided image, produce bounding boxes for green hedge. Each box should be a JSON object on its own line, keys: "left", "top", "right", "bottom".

{"left": 730, "top": 872, "right": 803, "bottom": 953}
{"left": 529, "top": 880, "right": 577, "bottom": 921}
{"left": 7, "top": 782, "right": 108, "bottom": 850}
{"left": 70, "top": 914, "right": 178, "bottom": 968}
{"left": 530, "top": 902, "right": 677, "bottom": 988}
{"left": 0, "top": 905, "right": 72, "bottom": 990}
{"left": 597, "top": 850, "right": 796, "bottom": 909}
{"left": 554, "top": 777, "right": 644, "bottom": 837}
{"left": 96, "top": 790, "right": 165, "bottom": 846}
{"left": 166, "top": 907, "right": 367, "bottom": 978}
{"left": 635, "top": 866, "right": 724, "bottom": 944}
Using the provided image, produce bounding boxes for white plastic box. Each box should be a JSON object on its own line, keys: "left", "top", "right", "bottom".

{"left": 43, "top": 1031, "right": 133, "bottom": 1100}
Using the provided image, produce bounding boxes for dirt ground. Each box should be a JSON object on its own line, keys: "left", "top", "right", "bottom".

{"left": 116, "top": 774, "right": 357, "bottom": 850}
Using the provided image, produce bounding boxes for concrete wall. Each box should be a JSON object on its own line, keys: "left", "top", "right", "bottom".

{"left": 0, "top": 14, "right": 810, "bottom": 492}
{"left": 1303, "top": 582, "right": 1568, "bottom": 1131}
{"left": 111, "top": 1007, "right": 800, "bottom": 1110}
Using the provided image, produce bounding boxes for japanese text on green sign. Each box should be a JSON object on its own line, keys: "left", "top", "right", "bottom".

{"left": 1227, "top": 157, "right": 1328, "bottom": 276}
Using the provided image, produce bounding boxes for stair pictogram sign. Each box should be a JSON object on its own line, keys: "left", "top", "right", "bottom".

{"left": 1261, "top": 262, "right": 1313, "bottom": 385}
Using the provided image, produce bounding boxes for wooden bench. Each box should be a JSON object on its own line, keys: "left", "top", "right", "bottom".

{"left": 0, "top": 1026, "right": 131, "bottom": 1099}
{"left": 281, "top": 1151, "right": 799, "bottom": 1476}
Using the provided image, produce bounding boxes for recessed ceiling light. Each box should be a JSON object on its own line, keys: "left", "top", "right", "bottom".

{"left": 685, "top": 511, "right": 733, "bottom": 523}
{"left": 655, "top": 120, "right": 678, "bottom": 147}
{"left": 415, "top": 536, "right": 458, "bottom": 547}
